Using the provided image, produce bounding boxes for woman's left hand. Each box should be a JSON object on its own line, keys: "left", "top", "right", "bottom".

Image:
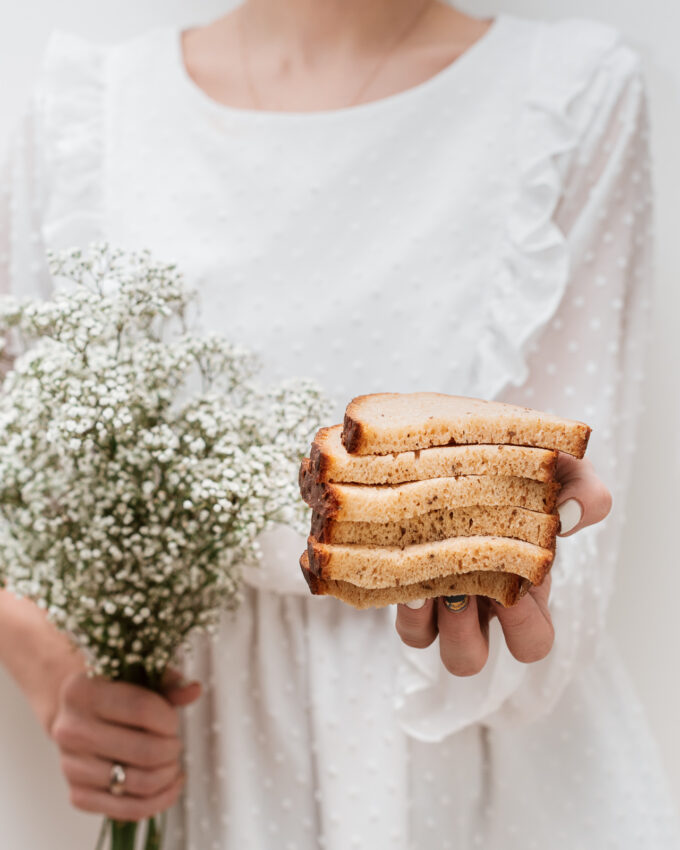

{"left": 394, "top": 453, "right": 612, "bottom": 676}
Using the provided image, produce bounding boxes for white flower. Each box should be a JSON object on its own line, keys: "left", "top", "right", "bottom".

{"left": 0, "top": 243, "right": 329, "bottom": 681}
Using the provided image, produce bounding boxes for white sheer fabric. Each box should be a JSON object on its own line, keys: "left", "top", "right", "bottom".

{"left": 1, "top": 13, "right": 678, "bottom": 849}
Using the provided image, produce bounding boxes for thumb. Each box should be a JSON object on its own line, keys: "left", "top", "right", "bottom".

{"left": 555, "top": 453, "right": 612, "bottom": 537}
{"left": 161, "top": 667, "right": 203, "bottom": 707}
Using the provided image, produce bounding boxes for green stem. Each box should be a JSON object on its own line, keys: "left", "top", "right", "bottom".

{"left": 143, "top": 816, "right": 161, "bottom": 850}
{"left": 111, "top": 819, "right": 138, "bottom": 850}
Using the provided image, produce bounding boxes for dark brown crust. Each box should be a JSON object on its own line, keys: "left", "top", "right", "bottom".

{"left": 341, "top": 411, "right": 365, "bottom": 454}
{"left": 310, "top": 510, "right": 336, "bottom": 544}
{"left": 306, "top": 535, "right": 330, "bottom": 579}
{"left": 300, "top": 554, "right": 323, "bottom": 594}
{"left": 299, "top": 458, "right": 341, "bottom": 519}
{"left": 309, "top": 427, "right": 333, "bottom": 481}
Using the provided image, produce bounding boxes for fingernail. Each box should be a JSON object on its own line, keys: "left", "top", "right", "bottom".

{"left": 443, "top": 595, "right": 469, "bottom": 613}
{"left": 405, "top": 598, "right": 426, "bottom": 609}
{"left": 558, "top": 499, "right": 583, "bottom": 535}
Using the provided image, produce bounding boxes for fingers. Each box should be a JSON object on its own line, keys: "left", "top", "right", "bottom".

{"left": 395, "top": 598, "right": 437, "bottom": 648}
{"left": 161, "top": 672, "right": 203, "bottom": 708}
{"left": 69, "top": 773, "right": 185, "bottom": 821}
{"left": 60, "top": 752, "right": 181, "bottom": 799}
{"left": 437, "top": 596, "right": 489, "bottom": 677}
{"left": 395, "top": 595, "right": 490, "bottom": 676}
{"left": 555, "top": 453, "right": 612, "bottom": 536}
{"left": 161, "top": 668, "right": 186, "bottom": 690}
{"left": 52, "top": 716, "right": 181, "bottom": 769}
{"left": 165, "top": 682, "right": 202, "bottom": 708}
{"left": 493, "top": 574, "right": 554, "bottom": 663}
{"left": 396, "top": 582, "right": 554, "bottom": 676}
{"left": 51, "top": 671, "right": 198, "bottom": 819}
{"left": 85, "top": 678, "right": 180, "bottom": 736}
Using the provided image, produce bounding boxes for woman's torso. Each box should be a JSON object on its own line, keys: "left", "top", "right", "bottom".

{"left": 47, "top": 16, "right": 537, "bottom": 424}
{"left": 22, "top": 14, "right": 680, "bottom": 849}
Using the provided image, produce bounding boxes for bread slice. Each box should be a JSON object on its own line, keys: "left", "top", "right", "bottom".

{"left": 342, "top": 392, "right": 591, "bottom": 458}
{"left": 300, "top": 552, "right": 530, "bottom": 608}
{"left": 311, "top": 504, "right": 559, "bottom": 549}
{"left": 306, "top": 534, "right": 554, "bottom": 588}
{"left": 300, "top": 458, "right": 560, "bottom": 522}
{"left": 310, "top": 424, "right": 558, "bottom": 484}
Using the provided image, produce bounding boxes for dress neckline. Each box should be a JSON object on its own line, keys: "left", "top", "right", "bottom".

{"left": 170, "top": 15, "right": 507, "bottom": 122}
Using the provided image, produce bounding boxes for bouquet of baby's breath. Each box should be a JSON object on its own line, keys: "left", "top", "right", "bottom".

{"left": 0, "top": 244, "right": 327, "bottom": 850}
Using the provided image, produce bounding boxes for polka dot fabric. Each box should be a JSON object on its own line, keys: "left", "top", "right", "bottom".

{"left": 2, "top": 13, "right": 678, "bottom": 850}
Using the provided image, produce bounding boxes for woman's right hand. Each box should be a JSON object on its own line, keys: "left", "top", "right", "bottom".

{"left": 49, "top": 669, "right": 201, "bottom": 821}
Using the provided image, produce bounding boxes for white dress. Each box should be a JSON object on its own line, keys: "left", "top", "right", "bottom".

{"left": 2, "top": 13, "right": 679, "bottom": 850}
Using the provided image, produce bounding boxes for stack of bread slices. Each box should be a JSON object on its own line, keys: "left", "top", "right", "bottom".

{"left": 298, "top": 393, "right": 591, "bottom": 608}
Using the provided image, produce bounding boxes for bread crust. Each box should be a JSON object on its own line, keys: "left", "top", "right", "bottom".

{"left": 306, "top": 534, "right": 554, "bottom": 588}
{"left": 300, "top": 462, "right": 560, "bottom": 521}
{"left": 309, "top": 427, "right": 335, "bottom": 481}
{"left": 311, "top": 505, "right": 559, "bottom": 549}
{"left": 299, "top": 457, "right": 341, "bottom": 519}
{"left": 300, "top": 393, "right": 589, "bottom": 612}
{"left": 341, "top": 410, "right": 366, "bottom": 454}
{"left": 312, "top": 424, "right": 559, "bottom": 484}
{"left": 300, "top": 552, "right": 531, "bottom": 608}
{"left": 341, "top": 392, "right": 591, "bottom": 458}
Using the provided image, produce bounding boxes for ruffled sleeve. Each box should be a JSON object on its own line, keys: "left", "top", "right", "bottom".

{"left": 395, "top": 19, "right": 652, "bottom": 740}
{"left": 0, "top": 97, "right": 53, "bottom": 359}
{"left": 38, "top": 32, "right": 108, "bottom": 248}
{"left": 475, "top": 18, "right": 622, "bottom": 397}
{"left": 1, "top": 32, "right": 107, "bottom": 365}
{"left": 1, "top": 31, "right": 106, "bottom": 297}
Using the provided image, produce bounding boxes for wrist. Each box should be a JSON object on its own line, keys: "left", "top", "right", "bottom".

{"left": 0, "top": 590, "right": 87, "bottom": 736}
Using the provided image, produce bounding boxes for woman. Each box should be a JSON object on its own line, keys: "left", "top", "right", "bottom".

{"left": 1, "top": 1, "right": 678, "bottom": 847}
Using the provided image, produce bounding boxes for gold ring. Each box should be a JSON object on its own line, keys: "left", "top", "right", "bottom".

{"left": 443, "top": 594, "right": 469, "bottom": 613}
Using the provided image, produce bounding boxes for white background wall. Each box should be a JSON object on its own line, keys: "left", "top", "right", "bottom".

{"left": 0, "top": 1, "right": 678, "bottom": 845}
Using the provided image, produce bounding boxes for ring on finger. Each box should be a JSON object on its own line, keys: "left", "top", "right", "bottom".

{"left": 442, "top": 594, "right": 470, "bottom": 613}
{"left": 109, "top": 763, "right": 127, "bottom": 796}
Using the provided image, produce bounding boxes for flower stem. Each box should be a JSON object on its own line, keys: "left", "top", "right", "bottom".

{"left": 143, "top": 816, "right": 161, "bottom": 850}
{"left": 111, "top": 819, "right": 138, "bottom": 850}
